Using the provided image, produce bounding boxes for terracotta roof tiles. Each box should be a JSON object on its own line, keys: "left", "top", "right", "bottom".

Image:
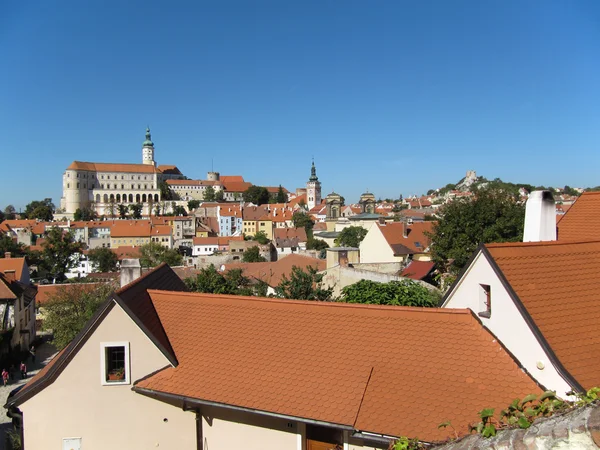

{"left": 67, "top": 161, "right": 160, "bottom": 174}
{"left": 557, "top": 192, "right": 600, "bottom": 241}
{"left": 378, "top": 222, "right": 435, "bottom": 255}
{"left": 135, "top": 293, "right": 541, "bottom": 441}
{"left": 486, "top": 240, "right": 600, "bottom": 390}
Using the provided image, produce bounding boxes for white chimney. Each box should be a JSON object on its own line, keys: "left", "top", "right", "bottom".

{"left": 120, "top": 259, "right": 142, "bottom": 287}
{"left": 523, "top": 190, "right": 557, "bottom": 242}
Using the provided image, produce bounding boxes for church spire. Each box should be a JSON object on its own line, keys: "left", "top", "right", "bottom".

{"left": 143, "top": 126, "right": 154, "bottom": 148}
{"left": 309, "top": 159, "right": 318, "bottom": 182}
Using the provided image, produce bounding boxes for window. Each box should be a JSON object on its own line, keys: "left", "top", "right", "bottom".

{"left": 478, "top": 284, "right": 491, "bottom": 318}
{"left": 101, "top": 342, "right": 130, "bottom": 385}
{"left": 77, "top": 183, "right": 80, "bottom": 188}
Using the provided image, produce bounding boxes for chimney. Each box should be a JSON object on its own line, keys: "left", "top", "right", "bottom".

{"left": 120, "top": 259, "right": 142, "bottom": 288}
{"left": 4, "top": 270, "right": 15, "bottom": 282}
{"left": 4, "top": 252, "right": 10, "bottom": 259}
{"left": 523, "top": 190, "right": 557, "bottom": 242}
{"left": 402, "top": 222, "right": 408, "bottom": 239}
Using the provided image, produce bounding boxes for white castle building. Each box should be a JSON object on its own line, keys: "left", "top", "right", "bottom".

{"left": 60, "top": 128, "right": 184, "bottom": 217}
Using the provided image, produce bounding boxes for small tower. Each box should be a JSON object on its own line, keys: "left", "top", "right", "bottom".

{"left": 359, "top": 191, "right": 376, "bottom": 214}
{"left": 142, "top": 127, "right": 155, "bottom": 166}
{"left": 306, "top": 159, "right": 322, "bottom": 210}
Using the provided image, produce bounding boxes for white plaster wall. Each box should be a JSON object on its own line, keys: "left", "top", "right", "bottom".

{"left": 442, "top": 251, "right": 573, "bottom": 397}
{"left": 20, "top": 303, "right": 196, "bottom": 450}
{"left": 359, "top": 226, "right": 397, "bottom": 264}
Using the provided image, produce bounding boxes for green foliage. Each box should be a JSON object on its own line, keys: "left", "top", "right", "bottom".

{"left": 4, "top": 205, "right": 16, "bottom": 220}
{"left": 242, "top": 246, "right": 267, "bottom": 263}
{"left": 306, "top": 238, "right": 329, "bottom": 251}
{"left": 187, "top": 200, "right": 200, "bottom": 210}
{"left": 159, "top": 181, "right": 179, "bottom": 200}
{"left": 390, "top": 437, "right": 424, "bottom": 450}
{"left": 0, "top": 234, "right": 26, "bottom": 258}
{"left": 129, "top": 203, "right": 143, "bottom": 219}
{"left": 24, "top": 198, "right": 55, "bottom": 221}
{"left": 562, "top": 185, "right": 580, "bottom": 196}
{"left": 173, "top": 205, "right": 187, "bottom": 216}
{"left": 428, "top": 188, "right": 525, "bottom": 274}
{"left": 243, "top": 186, "right": 270, "bottom": 205}
{"left": 42, "top": 283, "right": 115, "bottom": 350}
{"left": 340, "top": 279, "right": 439, "bottom": 307}
{"left": 204, "top": 186, "right": 216, "bottom": 202}
{"left": 275, "top": 265, "right": 334, "bottom": 301}
{"left": 138, "top": 242, "right": 183, "bottom": 268}
{"left": 87, "top": 247, "right": 118, "bottom": 273}
{"left": 572, "top": 387, "right": 600, "bottom": 406}
{"left": 117, "top": 204, "right": 128, "bottom": 219}
{"left": 6, "top": 428, "right": 21, "bottom": 450}
{"left": 215, "top": 189, "right": 225, "bottom": 202}
{"left": 292, "top": 211, "right": 314, "bottom": 239}
{"left": 276, "top": 185, "right": 287, "bottom": 203}
{"left": 73, "top": 206, "right": 97, "bottom": 221}
{"left": 40, "top": 227, "right": 83, "bottom": 282}
{"left": 335, "top": 226, "right": 367, "bottom": 248}
{"left": 253, "top": 231, "right": 270, "bottom": 245}
{"left": 185, "top": 265, "right": 257, "bottom": 296}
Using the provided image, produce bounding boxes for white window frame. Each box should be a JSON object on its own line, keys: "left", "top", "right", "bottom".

{"left": 100, "top": 341, "right": 130, "bottom": 386}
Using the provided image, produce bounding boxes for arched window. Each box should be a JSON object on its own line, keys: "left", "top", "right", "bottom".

{"left": 154, "top": 194, "right": 159, "bottom": 202}
{"left": 136, "top": 194, "right": 141, "bottom": 202}
{"left": 109, "top": 194, "right": 115, "bottom": 201}
{"left": 142, "top": 194, "right": 147, "bottom": 202}
{"left": 103, "top": 194, "right": 108, "bottom": 203}
{"left": 96, "top": 194, "right": 101, "bottom": 203}
{"left": 116, "top": 194, "right": 121, "bottom": 202}
{"left": 122, "top": 193, "right": 127, "bottom": 203}
{"left": 128, "top": 194, "right": 133, "bottom": 203}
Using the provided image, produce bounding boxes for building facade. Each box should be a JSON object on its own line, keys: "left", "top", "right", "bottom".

{"left": 306, "top": 160, "right": 321, "bottom": 210}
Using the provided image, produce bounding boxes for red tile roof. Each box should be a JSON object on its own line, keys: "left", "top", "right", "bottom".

{"left": 377, "top": 222, "right": 435, "bottom": 255}
{"left": 111, "top": 246, "right": 141, "bottom": 260}
{"left": 0, "top": 257, "right": 26, "bottom": 281}
{"left": 485, "top": 240, "right": 600, "bottom": 390}
{"left": 273, "top": 227, "right": 308, "bottom": 247}
{"left": 400, "top": 260, "right": 435, "bottom": 280}
{"left": 35, "top": 283, "right": 109, "bottom": 305}
{"left": 557, "top": 192, "right": 600, "bottom": 241}
{"left": 67, "top": 161, "right": 160, "bottom": 173}
{"left": 135, "top": 293, "right": 541, "bottom": 441}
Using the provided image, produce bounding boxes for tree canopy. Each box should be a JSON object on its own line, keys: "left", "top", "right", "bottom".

{"left": 340, "top": 279, "right": 439, "bottom": 307}
{"left": 138, "top": 242, "right": 183, "bottom": 268}
{"left": 40, "top": 227, "right": 83, "bottom": 282}
{"left": 428, "top": 188, "right": 525, "bottom": 274}
{"left": 204, "top": 186, "right": 216, "bottom": 202}
{"left": 252, "top": 231, "right": 270, "bottom": 245}
{"left": 159, "top": 181, "right": 179, "bottom": 200}
{"left": 187, "top": 200, "right": 200, "bottom": 210}
{"left": 3, "top": 205, "right": 16, "bottom": 220}
{"left": 87, "top": 247, "right": 119, "bottom": 273}
{"left": 172, "top": 205, "right": 187, "bottom": 216}
{"left": 292, "top": 211, "right": 314, "bottom": 239}
{"left": 74, "top": 206, "right": 97, "bottom": 221}
{"left": 25, "top": 198, "right": 55, "bottom": 221}
{"left": 129, "top": 203, "right": 143, "bottom": 219}
{"left": 43, "top": 283, "right": 115, "bottom": 349}
{"left": 242, "top": 246, "right": 267, "bottom": 263}
{"left": 276, "top": 185, "right": 287, "bottom": 203}
{"left": 274, "top": 265, "right": 333, "bottom": 301}
{"left": 184, "top": 265, "right": 259, "bottom": 296}
{"left": 243, "top": 186, "right": 270, "bottom": 205}
{"left": 215, "top": 190, "right": 225, "bottom": 202}
{"left": 117, "top": 204, "right": 128, "bottom": 219}
{"left": 335, "top": 226, "right": 367, "bottom": 248}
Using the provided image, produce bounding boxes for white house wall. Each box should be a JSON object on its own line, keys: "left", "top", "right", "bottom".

{"left": 359, "top": 226, "right": 397, "bottom": 264}
{"left": 442, "top": 251, "right": 573, "bottom": 397}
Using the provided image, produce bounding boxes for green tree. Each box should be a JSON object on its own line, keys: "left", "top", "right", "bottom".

{"left": 4, "top": 205, "right": 16, "bottom": 220}
{"left": 242, "top": 246, "right": 267, "bottom": 263}
{"left": 204, "top": 186, "right": 216, "bottom": 202}
{"left": 43, "top": 283, "right": 116, "bottom": 349}
{"left": 87, "top": 247, "right": 119, "bottom": 273}
{"left": 215, "top": 189, "right": 225, "bottom": 202}
{"left": 276, "top": 185, "right": 287, "bottom": 203}
{"left": 243, "top": 186, "right": 270, "bottom": 205}
{"left": 173, "top": 205, "right": 187, "bottom": 216}
{"left": 306, "top": 238, "right": 329, "bottom": 251}
{"left": 187, "top": 200, "right": 200, "bottom": 210}
{"left": 253, "top": 231, "right": 270, "bottom": 245}
{"left": 185, "top": 265, "right": 255, "bottom": 296}
{"left": 335, "top": 226, "right": 367, "bottom": 248}
{"left": 340, "top": 279, "right": 439, "bottom": 307}
{"left": 275, "top": 265, "right": 333, "bottom": 301}
{"left": 74, "top": 206, "right": 97, "bottom": 221}
{"left": 106, "top": 199, "right": 117, "bottom": 219}
{"left": 428, "top": 188, "right": 525, "bottom": 274}
{"left": 138, "top": 242, "right": 183, "bottom": 268}
{"left": 25, "top": 198, "right": 55, "bottom": 221}
{"left": 129, "top": 203, "right": 143, "bottom": 219}
{"left": 159, "top": 181, "right": 179, "bottom": 200}
{"left": 0, "top": 234, "right": 25, "bottom": 257}
{"left": 117, "top": 204, "right": 128, "bottom": 219}
{"left": 292, "top": 211, "right": 314, "bottom": 239}
{"left": 0, "top": 209, "right": 4, "bottom": 223}
{"left": 40, "top": 227, "right": 83, "bottom": 282}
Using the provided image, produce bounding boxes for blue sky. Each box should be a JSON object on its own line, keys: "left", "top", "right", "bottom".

{"left": 1, "top": 1, "right": 599, "bottom": 210}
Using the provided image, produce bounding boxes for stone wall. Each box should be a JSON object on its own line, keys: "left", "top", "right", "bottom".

{"left": 433, "top": 403, "right": 600, "bottom": 450}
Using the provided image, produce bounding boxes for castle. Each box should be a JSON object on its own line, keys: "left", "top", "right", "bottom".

{"left": 60, "top": 128, "right": 184, "bottom": 217}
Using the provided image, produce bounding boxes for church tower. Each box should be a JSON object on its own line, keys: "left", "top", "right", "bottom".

{"left": 306, "top": 159, "right": 321, "bottom": 210}
{"left": 142, "top": 127, "right": 156, "bottom": 166}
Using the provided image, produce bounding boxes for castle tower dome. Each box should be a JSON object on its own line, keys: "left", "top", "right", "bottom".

{"left": 306, "top": 159, "right": 322, "bottom": 210}
{"left": 142, "top": 127, "right": 156, "bottom": 166}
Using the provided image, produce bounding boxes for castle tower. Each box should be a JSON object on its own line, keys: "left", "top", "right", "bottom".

{"left": 306, "top": 160, "right": 322, "bottom": 210}
{"left": 142, "top": 127, "right": 155, "bottom": 166}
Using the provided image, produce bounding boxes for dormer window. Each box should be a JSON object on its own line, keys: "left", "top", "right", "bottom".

{"left": 101, "top": 342, "right": 130, "bottom": 385}
{"left": 478, "top": 284, "right": 491, "bottom": 318}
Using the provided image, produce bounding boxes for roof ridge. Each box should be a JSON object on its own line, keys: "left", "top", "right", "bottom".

{"left": 147, "top": 289, "right": 471, "bottom": 315}
{"left": 116, "top": 263, "right": 168, "bottom": 294}
{"left": 486, "top": 239, "right": 600, "bottom": 248}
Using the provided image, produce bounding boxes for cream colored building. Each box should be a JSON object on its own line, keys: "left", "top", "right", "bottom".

{"left": 60, "top": 128, "right": 185, "bottom": 218}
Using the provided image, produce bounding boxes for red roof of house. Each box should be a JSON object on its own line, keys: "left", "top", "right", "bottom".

{"left": 135, "top": 292, "right": 541, "bottom": 441}
{"left": 400, "top": 260, "right": 435, "bottom": 280}
{"left": 0, "top": 257, "right": 26, "bottom": 281}
{"left": 273, "top": 227, "right": 308, "bottom": 247}
{"left": 35, "top": 283, "right": 108, "bottom": 305}
{"left": 110, "top": 220, "right": 152, "bottom": 237}
{"left": 67, "top": 161, "right": 160, "bottom": 174}
{"left": 557, "top": 192, "right": 600, "bottom": 241}
{"left": 377, "top": 222, "right": 435, "bottom": 255}
{"left": 485, "top": 240, "right": 600, "bottom": 390}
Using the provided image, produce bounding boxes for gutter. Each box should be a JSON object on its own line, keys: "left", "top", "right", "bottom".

{"left": 133, "top": 386, "right": 356, "bottom": 432}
